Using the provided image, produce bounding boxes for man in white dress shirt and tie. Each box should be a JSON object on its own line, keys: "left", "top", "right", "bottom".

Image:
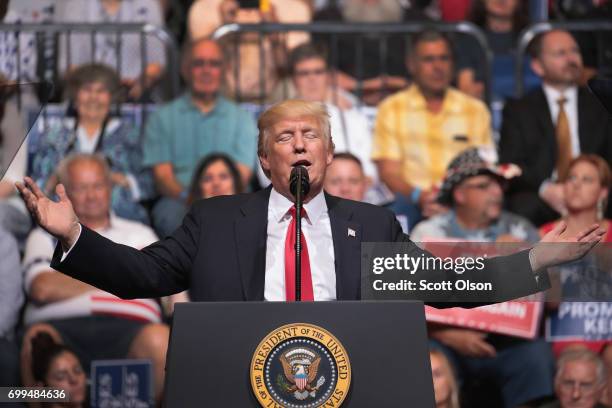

{"left": 17, "top": 99, "right": 605, "bottom": 303}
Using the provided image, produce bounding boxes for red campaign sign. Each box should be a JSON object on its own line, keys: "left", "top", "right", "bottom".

{"left": 421, "top": 239, "right": 543, "bottom": 339}
{"left": 425, "top": 299, "right": 544, "bottom": 339}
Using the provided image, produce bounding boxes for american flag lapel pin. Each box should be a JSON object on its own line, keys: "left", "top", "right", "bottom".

{"left": 348, "top": 228, "right": 356, "bottom": 237}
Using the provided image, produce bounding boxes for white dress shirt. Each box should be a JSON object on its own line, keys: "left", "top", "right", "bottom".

{"left": 264, "top": 188, "right": 337, "bottom": 301}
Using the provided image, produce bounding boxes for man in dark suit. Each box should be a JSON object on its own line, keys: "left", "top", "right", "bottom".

{"left": 17, "top": 100, "right": 604, "bottom": 303}
{"left": 500, "top": 29, "right": 612, "bottom": 226}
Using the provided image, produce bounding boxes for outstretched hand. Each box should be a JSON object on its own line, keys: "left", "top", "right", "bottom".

{"left": 529, "top": 221, "right": 606, "bottom": 272}
{"left": 15, "top": 177, "right": 80, "bottom": 250}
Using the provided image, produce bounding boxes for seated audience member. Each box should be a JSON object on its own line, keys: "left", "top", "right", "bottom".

{"left": 430, "top": 348, "right": 460, "bottom": 408}
{"left": 0, "top": 2, "right": 49, "bottom": 84}
{"left": 0, "top": 226, "right": 23, "bottom": 387}
{"left": 143, "top": 38, "right": 257, "bottom": 237}
{"left": 323, "top": 153, "right": 368, "bottom": 202}
{"left": 21, "top": 154, "right": 168, "bottom": 403}
{"left": 373, "top": 30, "right": 494, "bottom": 229}
{"left": 540, "top": 155, "right": 611, "bottom": 356}
{"left": 188, "top": 0, "right": 311, "bottom": 102}
{"left": 56, "top": 0, "right": 166, "bottom": 100}
{"left": 456, "top": 0, "right": 538, "bottom": 100}
{"left": 29, "top": 63, "right": 154, "bottom": 225}
{"left": 290, "top": 43, "right": 378, "bottom": 188}
{"left": 411, "top": 147, "right": 536, "bottom": 242}
{"left": 412, "top": 147, "right": 554, "bottom": 408}
{"left": 188, "top": 153, "right": 244, "bottom": 204}
{"left": 165, "top": 152, "right": 245, "bottom": 311}
{"left": 499, "top": 30, "right": 612, "bottom": 227}
{"left": 30, "top": 332, "right": 87, "bottom": 407}
{"left": 540, "top": 348, "right": 608, "bottom": 408}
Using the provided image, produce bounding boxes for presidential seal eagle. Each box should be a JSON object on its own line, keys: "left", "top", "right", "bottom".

{"left": 279, "top": 347, "right": 326, "bottom": 400}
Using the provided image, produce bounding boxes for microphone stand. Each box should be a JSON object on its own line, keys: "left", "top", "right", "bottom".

{"left": 294, "top": 172, "right": 303, "bottom": 302}
{"left": 290, "top": 165, "right": 309, "bottom": 302}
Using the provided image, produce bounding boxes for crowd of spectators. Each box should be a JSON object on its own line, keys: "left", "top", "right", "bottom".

{"left": 1, "top": 0, "right": 611, "bottom": 406}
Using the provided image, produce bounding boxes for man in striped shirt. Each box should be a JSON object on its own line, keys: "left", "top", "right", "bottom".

{"left": 20, "top": 153, "right": 169, "bottom": 403}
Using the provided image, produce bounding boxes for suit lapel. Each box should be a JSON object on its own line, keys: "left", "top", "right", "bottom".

{"left": 234, "top": 187, "right": 271, "bottom": 300}
{"left": 326, "top": 194, "right": 362, "bottom": 300}
{"left": 534, "top": 88, "right": 557, "bottom": 152}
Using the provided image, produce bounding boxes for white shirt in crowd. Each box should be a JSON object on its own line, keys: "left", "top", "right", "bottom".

{"left": 23, "top": 213, "right": 161, "bottom": 325}
{"left": 327, "top": 103, "right": 377, "bottom": 183}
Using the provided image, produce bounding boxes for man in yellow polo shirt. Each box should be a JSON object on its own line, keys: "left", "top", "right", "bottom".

{"left": 373, "top": 29, "right": 493, "bottom": 229}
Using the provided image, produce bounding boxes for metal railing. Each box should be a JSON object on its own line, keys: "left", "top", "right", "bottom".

{"left": 212, "top": 22, "right": 494, "bottom": 105}
{"left": 0, "top": 23, "right": 181, "bottom": 102}
{"left": 515, "top": 21, "right": 612, "bottom": 97}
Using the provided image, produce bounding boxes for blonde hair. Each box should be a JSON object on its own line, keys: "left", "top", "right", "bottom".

{"left": 257, "top": 99, "right": 334, "bottom": 178}
{"left": 430, "top": 349, "right": 460, "bottom": 408}
{"left": 565, "top": 154, "right": 611, "bottom": 188}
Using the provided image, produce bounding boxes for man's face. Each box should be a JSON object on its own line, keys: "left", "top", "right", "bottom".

{"left": 186, "top": 41, "right": 224, "bottom": 98}
{"left": 556, "top": 360, "right": 604, "bottom": 408}
{"left": 324, "top": 158, "right": 367, "bottom": 201}
{"left": 532, "top": 31, "right": 583, "bottom": 87}
{"left": 408, "top": 40, "right": 453, "bottom": 97}
{"left": 259, "top": 116, "right": 333, "bottom": 201}
{"left": 453, "top": 174, "right": 503, "bottom": 224}
{"left": 293, "top": 58, "right": 329, "bottom": 103}
{"left": 65, "top": 160, "right": 111, "bottom": 222}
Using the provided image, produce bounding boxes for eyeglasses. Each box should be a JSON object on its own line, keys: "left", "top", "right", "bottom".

{"left": 294, "top": 68, "right": 327, "bottom": 77}
{"left": 191, "top": 59, "right": 223, "bottom": 69}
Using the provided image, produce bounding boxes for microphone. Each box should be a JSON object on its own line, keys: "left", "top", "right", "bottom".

{"left": 289, "top": 165, "right": 310, "bottom": 198}
{"left": 289, "top": 165, "right": 310, "bottom": 302}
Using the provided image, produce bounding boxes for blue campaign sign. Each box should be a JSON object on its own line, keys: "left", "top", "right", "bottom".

{"left": 546, "top": 302, "right": 612, "bottom": 342}
{"left": 91, "top": 359, "right": 153, "bottom": 408}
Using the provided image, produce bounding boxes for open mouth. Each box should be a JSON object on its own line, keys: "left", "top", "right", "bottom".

{"left": 292, "top": 160, "right": 311, "bottom": 169}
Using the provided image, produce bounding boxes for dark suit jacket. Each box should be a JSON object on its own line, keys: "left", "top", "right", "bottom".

{"left": 499, "top": 86, "right": 612, "bottom": 193}
{"left": 50, "top": 187, "right": 545, "bottom": 304}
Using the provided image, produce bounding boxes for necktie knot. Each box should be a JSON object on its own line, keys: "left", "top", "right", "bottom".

{"left": 557, "top": 96, "right": 567, "bottom": 107}
{"left": 289, "top": 205, "right": 307, "bottom": 219}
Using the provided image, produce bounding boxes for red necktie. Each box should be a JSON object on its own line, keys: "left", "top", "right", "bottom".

{"left": 284, "top": 206, "right": 314, "bottom": 301}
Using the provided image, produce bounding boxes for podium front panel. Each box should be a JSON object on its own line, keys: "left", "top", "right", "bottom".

{"left": 165, "top": 301, "right": 435, "bottom": 407}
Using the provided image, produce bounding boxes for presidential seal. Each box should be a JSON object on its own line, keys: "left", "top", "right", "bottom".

{"left": 250, "top": 323, "right": 351, "bottom": 408}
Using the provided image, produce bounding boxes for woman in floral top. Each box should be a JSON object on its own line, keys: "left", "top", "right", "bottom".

{"left": 29, "top": 63, "right": 153, "bottom": 224}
